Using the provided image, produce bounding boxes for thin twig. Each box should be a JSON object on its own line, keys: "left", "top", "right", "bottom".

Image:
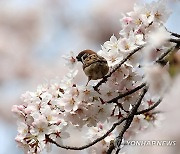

{"left": 106, "top": 83, "right": 146, "bottom": 104}
{"left": 169, "top": 38, "right": 180, "bottom": 45}
{"left": 47, "top": 118, "right": 127, "bottom": 150}
{"left": 115, "top": 117, "right": 133, "bottom": 154}
{"left": 170, "top": 31, "right": 180, "bottom": 38}
{"left": 93, "top": 46, "right": 144, "bottom": 91}
{"left": 107, "top": 141, "right": 115, "bottom": 154}
{"left": 115, "top": 87, "right": 148, "bottom": 154}
{"left": 136, "top": 99, "right": 162, "bottom": 115}
{"left": 156, "top": 46, "right": 175, "bottom": 64}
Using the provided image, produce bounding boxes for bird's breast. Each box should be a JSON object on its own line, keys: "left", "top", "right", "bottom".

{"left": 83, "top": 62, "right": 109, "bottom": 80}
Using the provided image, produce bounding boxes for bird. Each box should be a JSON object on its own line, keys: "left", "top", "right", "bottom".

{"left": 76, "top": 49, "right": 109, "bottom": 86}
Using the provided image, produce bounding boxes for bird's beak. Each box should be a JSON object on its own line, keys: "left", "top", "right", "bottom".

{"left": 76, "top": 56, "right": 82, "bottom": 62}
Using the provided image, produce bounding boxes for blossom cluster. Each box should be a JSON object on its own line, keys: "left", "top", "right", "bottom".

{"left": 99, "top": 0, "right": 171, "bottom": 66}
{"left": 12, "top": 0, "right": 174, "bottom": 153}
{"left": 12, "top": 79, "right": 70, "bottom": 153}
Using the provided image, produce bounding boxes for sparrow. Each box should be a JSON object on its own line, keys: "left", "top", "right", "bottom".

{"left": 76, "top": 49, "right": 109, "bottom": 86}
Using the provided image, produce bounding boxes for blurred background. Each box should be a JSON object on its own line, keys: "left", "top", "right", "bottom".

{"left": 0, "top": 0, "right": 179, "bottom": 153}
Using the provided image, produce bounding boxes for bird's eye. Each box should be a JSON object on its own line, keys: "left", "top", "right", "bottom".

{"left": 82, "top": 54, "right": 89, "bottom": 60}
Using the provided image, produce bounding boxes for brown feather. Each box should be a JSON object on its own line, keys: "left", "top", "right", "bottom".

{"left": 76, "top": 49, "right": 96, "bottom": 62}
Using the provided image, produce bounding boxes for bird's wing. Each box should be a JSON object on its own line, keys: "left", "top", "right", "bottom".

{"left": 83, "top": 54, "right": 107, "bottom": 69}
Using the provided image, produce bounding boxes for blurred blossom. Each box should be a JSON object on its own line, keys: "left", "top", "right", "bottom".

{"left": 147, "top": 26, "right": 171, "bottom": 48}
{"left": 145, "top": 64, "right": 171, "bottom": 97}
{"left": 142, "top": 26, "right": 172, "bottom": 63}
{"left": 62, "top": 51, "right": 77, "bottom": 69}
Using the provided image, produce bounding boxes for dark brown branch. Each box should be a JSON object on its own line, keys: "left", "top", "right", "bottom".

{"left": 156, "top": 46, "right": 175, "bottom": 64}
{"left": 115, "top": 87, "right": 148, "bottom": 154}
{"left": 93, "top": 46, "right": 144, "bottom": 91}
{"left": 170, "top": 31, "right": 180, "bottom": 38}
{"left": 106, "top": 83, "right": 146, "bottom": 104}
{"left": 108, "top": 98, "right": 161, "bottom": 154}
{"left": 115, "top": 117, "right": 133, "bottom": 154}
{"left": 107, "top": 141, "right": 115, "bottom": 154}
{"left": 46, "top": 118, "right": 127, "bottom": 151}
{"left": 169, "top": 38, "right": 180, "bottom": 45}
{"left": 156, "top": 45, "right": 179, "bottom": 67}
{"left": 136, "top": 98, "right": 162, "bottom": 115}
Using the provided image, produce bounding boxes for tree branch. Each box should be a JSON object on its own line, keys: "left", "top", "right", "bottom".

{"left": 156, "top": 46, "right": 175, "bottom": 64}
{"left": 170, "top": 31, "right": 180, "bottom": 38}
{"left": 114, "top": 87, "right": 148, "bottom": 154}
{"left": 107, "top": 99, "right": 162, "bottom": 154}
{"left": 136, "top": 98, "right": 162, "bottom": 115}
{"left": 106, "top": 83, "right": 146, "bottom": 104}
{"left": 46, "top": 118, "right": 127, "bottom": 151}
{"left": 169, "top": 38, "right": 180, "bottom": 45}
{"left": 107, "top": 141, "right": 115, "bottom": 154}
